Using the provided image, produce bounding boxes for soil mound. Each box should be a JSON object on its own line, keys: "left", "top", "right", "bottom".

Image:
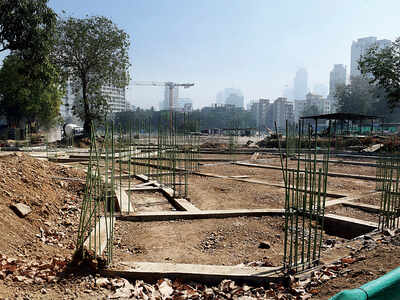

{"left": 0, "top": 153, "right": 85, "bottom": 258}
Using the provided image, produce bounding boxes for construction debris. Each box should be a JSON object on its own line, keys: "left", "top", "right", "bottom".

{"left": 361, "top": 143, "right": 383, "bottom": 153}
{"left": 0, "top": 253, "right": 68, "bottom": 284}
{"left": 250, "top": 152, "right": 260, "bottom": 161}
{"left": 10, "top": 203, "right": 32, "bottom": 217}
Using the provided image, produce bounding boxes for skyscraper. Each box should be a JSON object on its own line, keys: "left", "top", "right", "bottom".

{"left": 101, "top": 85, "right": 127, "bottom": 114}
{"left": 216, "top": 88, "right": 244, "bottom": 108}
{"left": 293, "top": 68, "right": 308, "bottom": 100}
{"left": 60, "top": 81, "right": 128, "bottom": 123}
{"left": 329, "top": 64, "right": 346, "bottom": 95}
{"left": 161, "top": 83, "right": 179, "bottom": 110}
{"left": 225, "top": 93, "right": 244, "bottom": 108}
{"left": 350, "top": 37, "right": 391, "bottom": 78}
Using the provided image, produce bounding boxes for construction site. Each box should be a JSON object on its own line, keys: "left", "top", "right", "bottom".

{"left": 0, "top": 115, "right": 399, "bottom": 300}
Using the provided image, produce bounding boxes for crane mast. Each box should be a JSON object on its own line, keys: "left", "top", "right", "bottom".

{"left": 132, "top": 81, "right": 195, "bottom": 130}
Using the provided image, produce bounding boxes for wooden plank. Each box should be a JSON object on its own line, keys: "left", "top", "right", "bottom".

{"left": 83, "top": 216, "right": 115, "bottom": 256}
{"left": 100, "top": 262, "right": 282, "bottom": 285}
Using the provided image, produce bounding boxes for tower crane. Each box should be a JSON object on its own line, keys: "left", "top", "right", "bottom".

{"left": 132, "top": 81, "right": 195, "bottom": 130}
{"left": 132, "top": 81, "right": 194, "bottom": 111}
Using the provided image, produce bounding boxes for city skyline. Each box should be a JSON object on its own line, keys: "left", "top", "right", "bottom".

{"left": 43, "top": 1, "right": 400, "bottom": 109}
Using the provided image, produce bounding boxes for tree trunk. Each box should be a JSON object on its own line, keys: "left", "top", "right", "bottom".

{"left": 81, "top": 75, "right": 92, "bottom": 137}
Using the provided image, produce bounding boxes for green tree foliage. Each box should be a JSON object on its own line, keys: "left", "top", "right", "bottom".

{"left": 53, "top": 16, "right": 130, "bottom": 135}
{"left": 359, "top": 37, "right": 400, "bottom": 109}
{"left": 301, "top": 104, "right": 321, "bottom": 117}
{"left": 0, "top": 0, "right": 56, "bottom": 68}
{"left": 335, "top": 77, "right": 375, "bottom": 115}
{"left": 115, "top": 108, "right": 256, "bottom": 131}
{"left": 0, "top": 54, "right": 63, "bottom": 128}
{"left": 335, "top": 76, "right": 400, "bottom": 122}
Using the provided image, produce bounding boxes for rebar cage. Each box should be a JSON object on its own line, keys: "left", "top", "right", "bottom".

{"left": 277, "top": 120, "right": 331, "bottom": 273}
{"left": 76, "top": 113, "right": 200, "bottom": 264}
{"left": 376, "top": 154, "right": 400, "bottom": 231}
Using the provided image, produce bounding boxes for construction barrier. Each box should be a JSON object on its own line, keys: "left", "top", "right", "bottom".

{"left": 330, "top": 267, "right": 400, "bottom": 300}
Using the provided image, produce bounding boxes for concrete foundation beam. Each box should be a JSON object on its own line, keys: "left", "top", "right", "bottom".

{"left": 117, "top": 208, "right": 285, "bottom": 222}
{"left": 323, "top": 214, "right": 378, "bottom": 239}
{"left": 100, "top": 262, "right": 282, "bottom": 285}
{"left": 83, "top": 216, "right": 115, "bottom": 256}
{"left": 235, "top": 161, "right": 377, "bottom": 181}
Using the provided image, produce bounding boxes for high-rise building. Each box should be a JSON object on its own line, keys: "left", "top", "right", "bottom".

{"left": 329, "top": 64, "right": 346, "bottom": 95}
{"left": 60, "top": 79, "right": 77, "bottom": 124}
{"left": 272, "top": 97, "right": 294, "bottom": 129}
{"left": 101, "top": 85, "right": 127, "bottom": 114}
{"left": 294, "top": 100, "right": 306, "bottom": 121}
{"left": 328, "top": 64, "right": 347, "bottom": 113}
{"left": 250, "top": 98, "right": 271, "bottom": 130}
{"left": 350, "top": 37, "right": 391, "bottom": 78}
{"left": 304, "top": 93, "right": 331, "bottom": 115}
{"left": 225, "top": 93, "right": 244, "bottom": 108}
{"left": 161, "top": 83, "right": 179, "bottom": 110}
{"left": 293, "top": 68, "right": 308, "bottom": 100}
{"left": 60, "top": 81, "right": 128, "bottom": 123}
{"left": 215, "top": 88, "right": 244, "bottom": 108}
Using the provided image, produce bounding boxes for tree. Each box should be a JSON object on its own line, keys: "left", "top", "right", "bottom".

{"left": 0, "top": 54, "right": 63, "bottom": 128}
{"left": 0, "top": 0, "right": 56, "bottom": 66}
{"left": 53, "top": 16, "right": 131, "bottom": 135}
{"left": 301, "top": 104, "right": 321, "bottom": 117}
{"left": 335, "top": 77, "right": 376, "bottom": 114}
{"left": 359, "top": 37, "right": 400, "bottom": 109}
{"left": 335, "top": 76, "right": 400, "bottom": 122}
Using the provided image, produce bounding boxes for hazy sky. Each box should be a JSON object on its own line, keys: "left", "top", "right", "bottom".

{"left": 44, "top": 1, "right": 399, "bottom": 108}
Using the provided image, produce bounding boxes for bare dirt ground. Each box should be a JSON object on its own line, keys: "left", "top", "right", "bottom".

{"left": 356, "top": 192, "right": 381, "bottom": 206}
{"left": 113, "top": 216, "right": 345, "bottom": 268}
{"left": 0, "top": 150, "right": 397, "bottom": 299}
{"left": 256, "top": 154, "right": 377, "bottom": 177}
{"left": 199, "top": 162, "right": 375, "bottom": 195}
{"left": 114, "top": 216, "right": 286, "bottom": 266}
{"left": 128, "top": 190, "right": 174, "bottom": 212}
{"left": 316, "top": 234, "right": 400, "bottom": 299}
{"left": 187, "top": 175, "right": 286, "bottom": 209}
